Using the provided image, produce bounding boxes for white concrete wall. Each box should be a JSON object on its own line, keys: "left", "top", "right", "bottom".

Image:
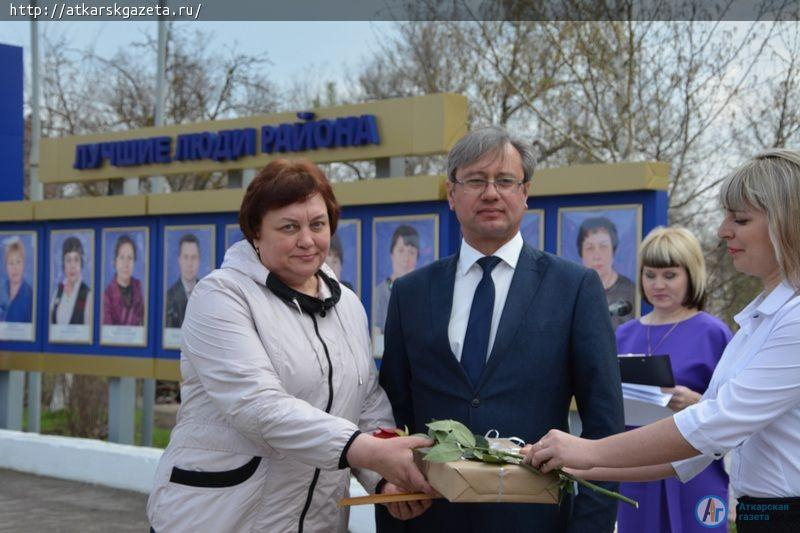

{"left": 0, "top": 429, "right": 161, "bottom": 492}
{"left": 0, "top": 429, "right": 376, "bottom": 532}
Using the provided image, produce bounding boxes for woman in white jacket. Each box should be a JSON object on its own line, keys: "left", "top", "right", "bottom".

{"left": 148, "top": 159, "right": 434, "bottom": 533}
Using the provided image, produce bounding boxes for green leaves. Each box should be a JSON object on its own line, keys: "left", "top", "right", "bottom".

{"left": 424, "top": 420, "right": 476, "bottom": 462}
{"left": 426, "top": 419, "right": 476, "bottom": 448}
{"left": 425, "top": 420, "right": 456, "bottom": 432}
{"left": 451, "top": 423, "right": 477, "bottom": 448}
{"left": 424, "top": 442, "right": 463, "bottom": 462}
{"left": 478, "top": 451, "right": 505, "bottom": 463}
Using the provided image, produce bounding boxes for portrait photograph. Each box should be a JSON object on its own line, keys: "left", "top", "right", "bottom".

{"left": 0, "top": 231, "right": 37, "bottom": 342}
{"left": 372, "top": 214, "right": 438, "bottom": 356}
{"left": 558, "top": 205, "right": 642, "bottom": 329}
{"left": 48, "top": 228, "right": 94, "bottom": 344}
{"left": 163, "top": 225, "right": 215, "bottom": 350}
{"left": 225, "top": 224, "right": 244, "bottom": 250}
{"left": 100, "top": 227, "right": 149, "bottom": 347}
{"left": 520, "top": 209, "right": 544, "bottom": 250}
{"left": 325, "top": 219, "right": 361, "bottom": 296}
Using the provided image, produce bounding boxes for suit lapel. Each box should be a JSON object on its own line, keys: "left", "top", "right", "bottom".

{"left": 430, "top": 253, "right": 474, "bottom": 388}
{"left": 477, "top": 244, "right": 546, "bottom": 390}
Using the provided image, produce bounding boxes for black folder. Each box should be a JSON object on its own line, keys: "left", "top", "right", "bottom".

{"left": 618, "top": 354, "right": 675, "bottom": 387}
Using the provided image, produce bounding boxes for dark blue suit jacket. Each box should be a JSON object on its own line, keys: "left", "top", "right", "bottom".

{"left": 377, "top": 244, "right": 624, "bottom": 532}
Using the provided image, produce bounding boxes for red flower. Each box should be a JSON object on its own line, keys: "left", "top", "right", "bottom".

{"left": 372, "top": 427, "right": 407, "bottom": 439}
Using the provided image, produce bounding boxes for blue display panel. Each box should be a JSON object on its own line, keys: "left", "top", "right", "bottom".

{"left": 0, "top": 44, "right": 23, "bottom": 203}
{"left": 41, "top": 217, "right": 157, "bottom": 358}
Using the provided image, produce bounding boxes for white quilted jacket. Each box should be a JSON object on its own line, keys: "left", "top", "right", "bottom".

{"left": 147, "top": 240, "right": 393, "bottom": 533}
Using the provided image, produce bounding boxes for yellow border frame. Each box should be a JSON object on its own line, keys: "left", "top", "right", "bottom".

{"left": 0, "top": 351, "right": 181, "bottom": 380}
{"left": 0, "top": 201, "right": 34, "bottom": 221}
{"left": 530, "top": 162, "right": 669, "bottom": 197}
{"left": 149, "top": 189, "right": 245, "bottom": 215}
{"left": 35, "top": 195, "right": 147, "bottom": 220}
{"left": 0, "top": 162, "right": 668, "bottom": 223}
{"left": 40, "top": 94, "right": 469, "bottom": 183}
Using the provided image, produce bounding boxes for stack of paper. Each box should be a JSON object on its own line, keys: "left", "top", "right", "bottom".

{"left": 621, "top": 383, "right": 674, "bottom": 426}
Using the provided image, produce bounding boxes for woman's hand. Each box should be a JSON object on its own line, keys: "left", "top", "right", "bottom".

{"left": 379, "top": 482, "right": 432, "bottom": 520}
{"left": 523, "top": 430, "right": 599, "bottom": 473}
{"left": 661, "top": 385, "right": 701, "bottom": 412}
{"left": 347, "top": 434, "right": 436, "bottom": 495}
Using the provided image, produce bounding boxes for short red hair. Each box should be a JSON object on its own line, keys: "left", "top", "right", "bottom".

{"left": 238, "top": 159, "right": 340, "bottom": 244}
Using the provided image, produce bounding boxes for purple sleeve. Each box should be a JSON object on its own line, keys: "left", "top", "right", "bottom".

{"left": 102, "top": 284, "right": 114, "bottom": 325}
{"left": 133, "top": 278, "right": 145, "bottom": 326}
{"left": 682, "top": 314, "right": 732, "bottom": 392}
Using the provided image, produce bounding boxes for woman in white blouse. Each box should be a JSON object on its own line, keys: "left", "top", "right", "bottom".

{"left": 526, "top": 149, "right": 800, "bottom": 532}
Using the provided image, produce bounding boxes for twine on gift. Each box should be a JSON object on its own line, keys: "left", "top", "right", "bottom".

{"left": 497, "top": 466, "right": 506, "bottom": 502}
{"left": 484, "top": 429, "right": 524, "bottom": 453}
{"left": 508, "top": 437, "right": 526, "bottom": 448}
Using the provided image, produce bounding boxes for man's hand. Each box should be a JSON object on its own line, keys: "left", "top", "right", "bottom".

{"left": 661, "top": 385, "right": 701, "bottom": 412}
{"left": 347, "top": 434, "right": 436, "bottom": 495}
{"left": 379, "top": 482, "right": 433, "bottom": 520}
{"left": 523, "top": 429, "right": 599, "bottom": 473}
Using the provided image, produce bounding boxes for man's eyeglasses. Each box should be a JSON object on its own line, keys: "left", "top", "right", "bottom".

{"left": 452, "top": 177, "right": 525, "bottom": 194}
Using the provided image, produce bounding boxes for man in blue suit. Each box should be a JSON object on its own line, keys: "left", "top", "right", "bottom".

{"left": 377, "top": 127, "right": 624, "bottom": 531}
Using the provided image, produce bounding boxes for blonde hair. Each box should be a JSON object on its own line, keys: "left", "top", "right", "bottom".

{"left": 4, "top": 237, "right": 25, "bottom": 263}
{"left": 639, "top": 226, "right": 706, "bottom": 310}
{"left": 719, "top": 148, "right": 800, "bottom": 290}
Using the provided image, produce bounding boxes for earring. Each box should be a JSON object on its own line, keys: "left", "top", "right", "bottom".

{"left": 255, "top": 246, "right": 262, "bottom": 260}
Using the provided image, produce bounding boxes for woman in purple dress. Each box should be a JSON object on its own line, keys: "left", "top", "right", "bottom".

{"left": 615, "top": 226, "right": 732, "bottom": 533}
{"left": 102, "top": 234, "right": 144, "bottom": 326}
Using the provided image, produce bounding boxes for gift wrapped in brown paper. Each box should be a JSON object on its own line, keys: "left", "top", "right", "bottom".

{"left": 412, "top": 448, "right": 560, "bottom": 504}
{"left": 339, "top": 421, "right": 636, "bottom": 509}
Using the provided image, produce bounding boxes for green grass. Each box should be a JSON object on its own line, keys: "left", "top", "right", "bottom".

{"left": 23, "top": 408, "right": 172, "bottom": 448}
{"left": 21, "top": 408, "right": 71, "bottom": 435}
{"left": 41, "top": 409, "right": 71, "bottom": 435}
{"left": 134, "top": 408, "right": 172, "bottom": 448}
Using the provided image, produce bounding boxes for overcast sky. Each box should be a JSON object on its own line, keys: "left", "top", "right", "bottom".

{"left": 0, "top": 21, "right": 393, "bottom": 86}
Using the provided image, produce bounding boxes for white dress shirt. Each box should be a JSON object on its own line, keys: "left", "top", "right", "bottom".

{"left": 181, "top": 277, "right": 198, "bottom": 298}
{"left": 672, "top": 280, "right": 800, "bottom": 498}
{"left": 448, "top": 232, "right": 523, "bottom": 362}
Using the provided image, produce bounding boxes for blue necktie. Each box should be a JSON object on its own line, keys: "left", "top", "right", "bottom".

{"left": 461, "top": 256, "right": 502, "bottom": 388}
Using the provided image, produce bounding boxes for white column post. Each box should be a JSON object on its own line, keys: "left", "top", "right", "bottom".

{"left": 25, "top": 18, "right": 44, "bottom": 434}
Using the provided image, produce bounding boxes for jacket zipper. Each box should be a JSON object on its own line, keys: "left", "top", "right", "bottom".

{"left": 298, "top": 312, "right": 334, "bottom": 533}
